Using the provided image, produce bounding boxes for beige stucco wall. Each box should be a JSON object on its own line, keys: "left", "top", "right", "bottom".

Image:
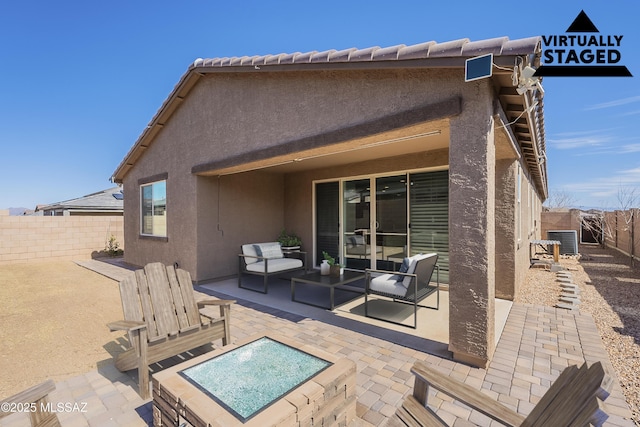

{"left": 447, "top": 79, "right": 497, "bottom": 367}
{"left": 495, "top": 159, "right": 517, "bottom": 300}
{"left": 0, "top": 215, "right": 124, "bottom": 263}
{"left": 194, "top": 172, "right": 285, "bottom": 281}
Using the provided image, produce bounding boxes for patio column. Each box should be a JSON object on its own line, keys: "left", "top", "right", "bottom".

{"left": 495, "top": 159, "right": 517, "bottom": 300}
{"left": 448, "top": 85, "right": 496, "bottom": 368}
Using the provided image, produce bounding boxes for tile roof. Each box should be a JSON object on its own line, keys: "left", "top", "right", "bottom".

{"left": 191, "top": 36, "right": 541, "bottom": 69}
{"left": 38, "top": 187, "right": 123, "bottom": 212}
{"left": 113, "top": 36, "right": 546, "bottom": 197}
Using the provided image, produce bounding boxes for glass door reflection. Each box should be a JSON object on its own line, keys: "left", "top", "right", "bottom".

{"left": 375, "top": 175, "right": 407, "bottom": 271}
{"left": 343, "top": 179, "right": 372, "bottom": 270}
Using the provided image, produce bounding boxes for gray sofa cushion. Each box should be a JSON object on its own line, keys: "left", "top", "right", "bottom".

{"left": 246, "top": 257, "right": 303, "bottom": 273}
{"left": 242, "top": 242, "right": 283, "bottom": 264}
{"left": 254, "top": 242, "right": 283, "bottom": 259}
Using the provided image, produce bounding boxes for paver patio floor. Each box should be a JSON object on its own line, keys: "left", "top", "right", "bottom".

{"left": 0, "top": 260, "right": 634, "bottom": 426}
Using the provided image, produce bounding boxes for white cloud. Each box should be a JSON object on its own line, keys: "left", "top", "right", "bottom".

{"left": 585, "top": 96, "right": 640, "bottom": 111}
{"left": 548, "top": 130, "right": 613, "bottom": 150}
{"left": 560, "top": 166, "right": 640, "bottom": 207}
{"left": 619, "top": 144, "right": 640, "bottom": 153}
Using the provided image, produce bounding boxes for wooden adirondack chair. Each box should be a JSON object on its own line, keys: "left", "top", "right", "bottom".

{"left": 0, "top": 380, "right": 60, "bottom": 427}
{"left": 108, "top": 263, "right": 234, "bottom": 399}
{"left": 391, "top": 360, "right": 611, "bottom": 427}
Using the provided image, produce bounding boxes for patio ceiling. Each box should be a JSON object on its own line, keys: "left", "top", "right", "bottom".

{"left": 194, "top": 120, "right": 450, "bottom": 176}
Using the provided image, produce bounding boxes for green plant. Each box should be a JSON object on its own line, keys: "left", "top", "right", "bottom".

{"left": 105, "top": 235, "right": 123, "bottom": 256}
{"left": 277, "top": 229, "right": 302, "bottom": 247}
{"left": 322, "top": 251, "right": 336, "bottom": 265}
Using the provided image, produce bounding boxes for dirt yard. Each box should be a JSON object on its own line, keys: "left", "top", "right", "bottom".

{"left": 0, "top": 261, "right": 125, "bottom": 399}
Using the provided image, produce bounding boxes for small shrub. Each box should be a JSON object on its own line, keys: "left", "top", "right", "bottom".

{"left": 105, "top": 235, "right": 124, "bottom": 257}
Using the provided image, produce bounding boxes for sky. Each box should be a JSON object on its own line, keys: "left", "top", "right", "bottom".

{"left": 1, "top": 0, "right": 639, "bottom": 210}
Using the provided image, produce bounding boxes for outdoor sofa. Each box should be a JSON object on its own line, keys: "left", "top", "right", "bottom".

{"left": 239, "top": 242, "right": 307, "bottom": 293}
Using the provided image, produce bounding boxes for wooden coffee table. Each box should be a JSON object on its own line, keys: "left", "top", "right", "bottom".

{"left": 291, "top": 270, "right": 365, "bottom": 310}
{"left": 152, "top": 333, "right": 356, "bottom": 427}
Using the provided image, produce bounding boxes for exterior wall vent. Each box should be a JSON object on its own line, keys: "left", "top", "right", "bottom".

{"left": 547, "top": 230, "right": 578, "bottom": 255}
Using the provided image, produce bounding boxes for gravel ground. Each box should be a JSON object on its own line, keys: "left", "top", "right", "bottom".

{"left": 516, "top": 245, "right": 640, "bottom": 426}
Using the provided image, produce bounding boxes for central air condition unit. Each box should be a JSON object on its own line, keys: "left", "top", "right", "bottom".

{"left": 547, "top": 230, "right": 578, "bottom": 255}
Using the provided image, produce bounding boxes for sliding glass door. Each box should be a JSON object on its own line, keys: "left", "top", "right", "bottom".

{"left": 315, "top": 170, "right": 449, "bottom": 283}
{"left": 315, "top": 181, "right": 340, "bottom": 265}
{"left": 409, "top": 170, "right": 449, "bottom": 283}
{"left": 343, "top": 179, "right": 371, "bottom": 270}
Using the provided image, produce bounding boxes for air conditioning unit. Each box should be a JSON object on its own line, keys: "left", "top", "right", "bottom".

{"left": 547, "top": 230, "right": 578, "bottom": 255}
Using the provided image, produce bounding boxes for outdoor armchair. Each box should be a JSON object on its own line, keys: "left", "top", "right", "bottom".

{"left": 392, "top": 360, "right": 611, "bottom": 426}
{"left": 365, "top": 253, "right": 439, "bottom": 328}
{"left": 108, "top": 262, "right": 234, "bottom": 399}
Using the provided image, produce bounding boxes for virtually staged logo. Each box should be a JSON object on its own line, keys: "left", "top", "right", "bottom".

{"left": 535, "top": 10, "right": 633, "bottom": 77}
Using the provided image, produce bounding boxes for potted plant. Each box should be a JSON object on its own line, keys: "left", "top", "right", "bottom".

{"left": 322, "top": 251, "right": 343, "bottom": 277}
{"left": 277, "top": 229, "right": 302, "bottom": 253}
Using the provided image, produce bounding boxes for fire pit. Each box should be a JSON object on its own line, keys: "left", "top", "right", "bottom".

{"left": 152, "top": 333, "right": 356, "bottom": 426}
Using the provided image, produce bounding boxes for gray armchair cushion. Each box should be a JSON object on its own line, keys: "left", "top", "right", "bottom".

{"left": 370, "top": 273, "right": 408, "bottom": 297}
{"left": 401, "top": 253, "right": 436, "bottom": 287}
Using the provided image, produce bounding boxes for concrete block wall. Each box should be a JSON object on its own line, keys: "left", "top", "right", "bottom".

{"left": 543, "top": 209, "right": 639, "bottom": 262}
{"left": 0, "top": 214, "right": 124, "bottom": 264}
{"left": 540, "top": 210, "right": 581, "bottom": 240}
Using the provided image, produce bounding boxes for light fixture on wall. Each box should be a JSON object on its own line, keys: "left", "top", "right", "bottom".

{"left": 516, "top": 65, "right": 544, "bottom": 96}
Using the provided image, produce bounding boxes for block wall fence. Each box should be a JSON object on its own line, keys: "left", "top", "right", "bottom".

{"left": 541, "top": 209, "right": 639, "bottom": 262}
{"left": 603, "top": 209, "right": 640, "bottom": 262}
{"left": 0, "top": 211, "right": 124, "bottom": 264}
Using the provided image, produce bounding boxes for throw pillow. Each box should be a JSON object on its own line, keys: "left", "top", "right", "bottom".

{"left": 254, "top": 242, "right": 283, "bottom": 259}
{"left": 399, "top": 257, "right": 410, "bottom": 273}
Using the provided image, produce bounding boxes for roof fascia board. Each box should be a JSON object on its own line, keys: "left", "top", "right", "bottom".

{"left": 190, "top": 55, "right": 522, "bottom": 74}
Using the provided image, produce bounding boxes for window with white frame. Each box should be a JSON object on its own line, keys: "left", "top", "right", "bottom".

{"left": 140, "top": 179, "right": 167, "bottom": 237}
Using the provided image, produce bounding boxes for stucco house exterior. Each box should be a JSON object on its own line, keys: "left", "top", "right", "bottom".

{"left": 111, "top": 36, "right": 547, "bottom": 367}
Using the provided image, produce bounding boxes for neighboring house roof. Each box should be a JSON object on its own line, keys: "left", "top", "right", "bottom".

{"left": 111, "top": 36, "right": 547, "bottom": 197}
{"left": 36, "top": 187, "right": 124, "bottom": 213}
